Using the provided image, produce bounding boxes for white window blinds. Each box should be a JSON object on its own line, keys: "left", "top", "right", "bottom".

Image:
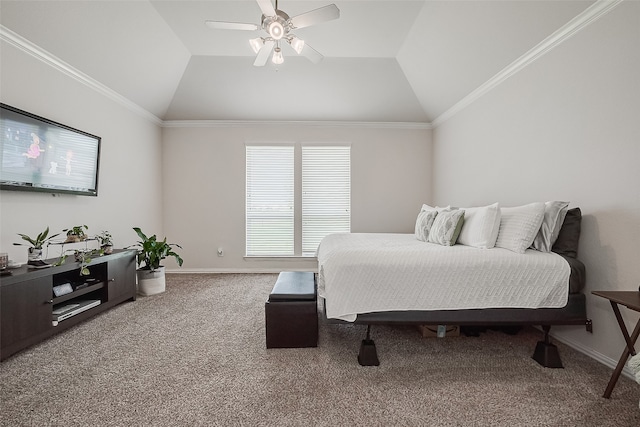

{"left": 302, "top": 145, "right": 351, "bottom": 256}
{"left": 246, "top": 145, "right": 294, "bottom": 256}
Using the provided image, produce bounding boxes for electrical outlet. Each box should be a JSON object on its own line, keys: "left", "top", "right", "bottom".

{"left": 217, "top": 247, "right": 224, "bottom": 257}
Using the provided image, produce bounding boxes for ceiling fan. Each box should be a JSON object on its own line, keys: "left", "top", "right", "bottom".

{"left": 205, "top": 0, "right": 340, "bottom": 67}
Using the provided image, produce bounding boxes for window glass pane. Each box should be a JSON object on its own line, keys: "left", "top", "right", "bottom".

{"left": 246, "top": 145, "right": 294, "bottom": 256}
{"left": 302, "top": 145, "right": 351, "bottom": 256}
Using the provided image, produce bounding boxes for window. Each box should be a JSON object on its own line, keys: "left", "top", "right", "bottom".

{"left": 245, "top": 145, "right": 294, "bottom": 256}
{"left": 302, "top": 145, "right": 351, "bottom": 256}
{"left": 246, "top": 143, "right": 350, "bottom": 257}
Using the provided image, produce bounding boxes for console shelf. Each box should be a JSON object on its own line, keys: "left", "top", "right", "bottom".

{"left": 0, "top": 249, "right": 136, "bottom": 361}
{"left": 52, "top": 282, "right": 105, "bottom": 305}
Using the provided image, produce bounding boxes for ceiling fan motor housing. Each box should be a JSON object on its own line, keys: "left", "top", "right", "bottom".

{"left": 261, "top": 10, "right": 291, "bottom": 40}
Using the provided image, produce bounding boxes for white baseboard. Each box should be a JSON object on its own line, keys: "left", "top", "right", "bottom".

{"left": 550, "top": 332, "right": 634, "bottom": 381}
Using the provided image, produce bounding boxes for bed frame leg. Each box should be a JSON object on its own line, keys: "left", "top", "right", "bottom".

{"left": 532, "top": 325, "right": 563, "bottom": 368}
{"left": 358, "top": 325, "right": 380, "bottom": 366}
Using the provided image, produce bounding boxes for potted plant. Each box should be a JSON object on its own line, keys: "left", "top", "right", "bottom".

{"left": 97, "top": 231, "right": 114, "bottom": 254}
{"left": 63, "top": 225, "right": 88, "bottom": 243}
{"left": 13, "top": 226, "right": 60, "bottom": 266}
{"left": 130, "top": 227, "right": 183, "bottom": 296}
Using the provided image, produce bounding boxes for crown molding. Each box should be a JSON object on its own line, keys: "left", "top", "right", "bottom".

{"left": 432, "top": 0, "right": 623, "bottom": 128}
{"left": 2, "top": 0, "right": 622, "bottom": 130}
{"left": 161, "top": 120, "right": 432, "bottom": 130}
{"left": 0, "top": 25, "right": 162, "bottom": 126}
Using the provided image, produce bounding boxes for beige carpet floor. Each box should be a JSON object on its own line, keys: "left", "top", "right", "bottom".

{"left": 1, "top": 273, "right": 639, "bottom": 426}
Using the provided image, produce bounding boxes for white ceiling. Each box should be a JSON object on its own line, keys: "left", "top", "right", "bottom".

{"left": 0, "top": 0, "right": 595, "bottom": 123}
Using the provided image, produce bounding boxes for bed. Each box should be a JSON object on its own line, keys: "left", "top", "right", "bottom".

{"left": 316, "top": 203, "right": 591, "bottom": 367}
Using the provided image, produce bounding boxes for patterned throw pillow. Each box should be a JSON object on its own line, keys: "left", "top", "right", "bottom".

{"left": 428, "top": 209, "right": 465, "bottom": 246}
{"left": 415, "top": 209, "right": 438, "bottom": 242}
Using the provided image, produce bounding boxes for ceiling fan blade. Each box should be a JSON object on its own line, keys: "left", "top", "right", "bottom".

{"left": 300, "top": 43, "right": 324, "bottom": 64}
{"left": 253, "top": 41, "right": 275, "bottom": 67}
{"left": 205, "top": 21, "right": 259, "bottom": 31}
{"left": 290, "top": 4, "right": 340, "bottom": 29}
{"left": 256, "top": 0, "right": 276, "bottom": 17}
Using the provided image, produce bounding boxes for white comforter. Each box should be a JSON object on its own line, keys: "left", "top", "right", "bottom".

{"left": 317, "top": 233, "right": 570, "bottom": 322}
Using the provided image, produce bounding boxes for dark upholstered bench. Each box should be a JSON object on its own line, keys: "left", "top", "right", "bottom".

{"left": 265, "top": 271, "right": 318, "bottom": 348}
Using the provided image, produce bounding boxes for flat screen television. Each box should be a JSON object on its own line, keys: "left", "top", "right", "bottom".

{"left": 0, "top": 103, "right": 101, "bottom": 196}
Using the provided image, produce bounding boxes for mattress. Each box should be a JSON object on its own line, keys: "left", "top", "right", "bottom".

{"left": 317, "top": 233, "right": 572, "bottom": 322}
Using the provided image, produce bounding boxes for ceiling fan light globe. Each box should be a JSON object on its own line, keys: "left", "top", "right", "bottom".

{"left": 249, "top": 37, "right": 264, "bottom": 54}
{"left": 272, "top": 47, "right": 284, "bottom": 65}
{"left": 268, "top": 21, "right": 284, "bottom": 40}
{"left": 290, "top": 37, "right": 305, "bottom": 54}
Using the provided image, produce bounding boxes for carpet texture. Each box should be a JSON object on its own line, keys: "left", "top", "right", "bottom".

{"left": 1, "top": 273, "right": 639, "bottom": 426}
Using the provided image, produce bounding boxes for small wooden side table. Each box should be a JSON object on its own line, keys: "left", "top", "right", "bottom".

{"left": 591, "top": 290, "right": 640, "bottom": 399}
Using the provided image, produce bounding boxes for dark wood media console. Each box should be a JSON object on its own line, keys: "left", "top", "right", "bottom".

{"left": 0, "top": 249, "right": 137, "bottom": 361}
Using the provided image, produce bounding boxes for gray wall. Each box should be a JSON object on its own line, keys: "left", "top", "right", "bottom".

{"left": 431, "top": 1, "right": 640, "bottom": 369}
{"left": 161, "top": 124, "right": 432, "bottom": 272}
{"left": 0, "top": 40, "right": 163, "bottom": 262}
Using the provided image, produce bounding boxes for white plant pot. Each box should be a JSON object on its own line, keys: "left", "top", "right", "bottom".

{"left": 27, "top": 247, "right": 43, "bottom": 262}
{"left": 136, "top": 267, "right": 166, "bottom": 296}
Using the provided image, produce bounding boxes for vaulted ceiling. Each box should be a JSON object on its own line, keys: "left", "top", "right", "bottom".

{"left": 0, "top": 0, "right": 595, "bottom": 123}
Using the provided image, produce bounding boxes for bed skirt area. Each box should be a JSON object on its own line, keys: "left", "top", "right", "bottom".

{"left": 322, "top": 293, "right": 588, "bottom": 327}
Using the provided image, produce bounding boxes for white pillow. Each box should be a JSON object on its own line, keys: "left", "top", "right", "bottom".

{"left": 414, "top": 209, "right": 438, "bottom": 242}
{"left": 532, "top": 201, "right": 569, "bottom": 252}
{"left": 421, "top": 204, "right": 450, "bottom": 212}
{"left": 457, "top": 203, "right": 501, "bottom": 249}
{"left": 495, "top": 202, "right": 545, "bottom": 254}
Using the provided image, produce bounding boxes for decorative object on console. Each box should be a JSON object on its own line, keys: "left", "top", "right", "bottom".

{"left": 63, "top": 225, "right": 88, "bottom": 243}
{"left": 54, "top": 248, "right": 101, "bottom": 276}
{"left": 97, "top": 230, "right": 114, "bottom": 254}
{"left": 129, "top": 227, "right": 183, "bottom": 296}
{"left": 205, "top": 0, "right": 340, "bottom": 66}
{"left": 73, "top": 250, "right": 94, "bottom": 276}
{"left": 13, "top": 226, "right": 60, "bottom": 266}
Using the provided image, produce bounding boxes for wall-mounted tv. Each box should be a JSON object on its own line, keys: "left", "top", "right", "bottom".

{"left": 0, "top": 103, "right": 101, "bottom": 196}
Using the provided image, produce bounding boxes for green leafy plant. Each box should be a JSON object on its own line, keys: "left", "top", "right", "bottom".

{"left": 63, "top": 225, "right": 88, "bottom": 242}
{"left": 14, "top": 226, "right": 60, "bottom": 249}
{"left": 74, "top": 249, "right": 94, "bottom": 276}
{"left": 130, "top": 227, "right": 183, "bottom": 272}
{"left": 97, "top": 231, "right": 113, "bottom": 247}
{"left": 54, "top": 249, "right": 100, "bottom": 276}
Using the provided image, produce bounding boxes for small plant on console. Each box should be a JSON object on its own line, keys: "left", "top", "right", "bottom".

{"left": 63, "top": 225, "right": 88, "bottom": 243}
{"left": 13, "top": 226, "right": 60, "bottom": 266}
{"left": 97, "top": 230, "right": 114, "bottom": 254}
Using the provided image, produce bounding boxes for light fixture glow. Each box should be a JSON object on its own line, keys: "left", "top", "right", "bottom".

{"left": 290, "top": 37, "right": 305, "bottom": 54}
{"left": 268, "top": 21, "right": 284, "bottom": 40}
{"left": 272, "top": 47, "right": 284, "bottom": 64}
{"left": 249, "top": 37, "right": 264, "bottom": 54}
